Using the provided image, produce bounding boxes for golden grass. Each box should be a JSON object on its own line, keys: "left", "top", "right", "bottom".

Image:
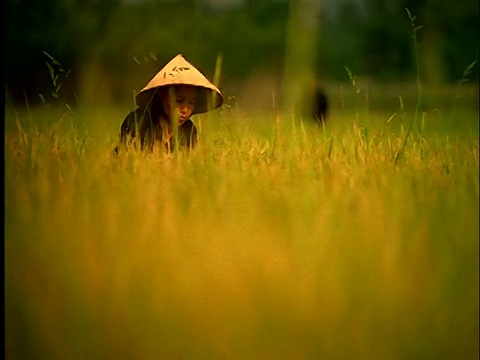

{"left": 5, "top": 99, "right": 479, "bottom": 359}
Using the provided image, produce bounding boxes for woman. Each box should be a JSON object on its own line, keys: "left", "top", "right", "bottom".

{"left": 116, "top": 53, "right": 223, "bottom": 152}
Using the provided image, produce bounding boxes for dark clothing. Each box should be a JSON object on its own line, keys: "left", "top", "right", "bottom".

{"left": 116, "top": 106, "right": 197, "bottom": 152}
{"left": 311, "top": 87, "right": 328, "bottom": 123}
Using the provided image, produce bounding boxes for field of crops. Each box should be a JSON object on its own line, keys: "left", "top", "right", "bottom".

{"left": 5, "top": 82, "right": 479, "bottom": 359}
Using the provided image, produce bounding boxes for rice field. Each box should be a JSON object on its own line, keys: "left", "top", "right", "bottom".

{"left": 5, "top": 83, "right": 479, "bottom": 359}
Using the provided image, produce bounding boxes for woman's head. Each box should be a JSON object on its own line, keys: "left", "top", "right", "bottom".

{"left": 135, "top": 54, "right": 223, "bottom": 114}
{"left": 159, "top": 85, "right": 197, "bottom": 125}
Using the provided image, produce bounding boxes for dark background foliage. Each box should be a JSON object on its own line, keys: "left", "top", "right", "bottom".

{"left": 4, "top": 0, "right": 479, "bottom": 107}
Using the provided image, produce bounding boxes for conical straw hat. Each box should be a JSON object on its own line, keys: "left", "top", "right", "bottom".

{"left": 136, "top": 53, "right": 223, "bottom": 115}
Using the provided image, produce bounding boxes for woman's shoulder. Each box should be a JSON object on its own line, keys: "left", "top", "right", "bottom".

{"left": 124, "top": 106, "right": 151, "bottom": 121}
{"left": 177, "top": 119, "right": 198, "bottom": 148}
{"left": 180, "top": 119, "right": 197, "bottom": 137}
{"left": 121, "top": 106, "right": 155, "bottom": 129}
{"left": 181, "top": 119, "right": 195, "bottom": 128}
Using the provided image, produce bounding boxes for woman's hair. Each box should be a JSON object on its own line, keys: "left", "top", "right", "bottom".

{"left": 146, "top": 87, "right": 170, "bottom": 118}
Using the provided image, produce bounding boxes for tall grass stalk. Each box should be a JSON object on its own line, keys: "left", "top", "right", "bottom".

{"left": 449, "top": 60, "right": 477, "bottom": 128}
{"left": 406, "top": 8, "right": 423, "bottom": 133}
{"left": 42, "top": 51, "right": 80, "bottom": 107}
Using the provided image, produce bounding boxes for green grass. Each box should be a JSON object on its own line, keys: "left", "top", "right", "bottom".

{"left": 5, "top": 83, "right": 479, "bottom": 359}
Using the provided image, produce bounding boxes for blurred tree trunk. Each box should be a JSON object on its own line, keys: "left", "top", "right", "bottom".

{"left": 420, "top": 3, "right": 447, "bottom": 84}
{"left": 282, "top": 0, "right": 321, "bottom": 118}
{"left": 404, "top": 0, "right": 447, "bottom": 84}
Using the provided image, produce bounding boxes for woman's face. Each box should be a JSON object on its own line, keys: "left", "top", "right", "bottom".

{"left": 161, "top": 85, "right": 197, "bottom": 125}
